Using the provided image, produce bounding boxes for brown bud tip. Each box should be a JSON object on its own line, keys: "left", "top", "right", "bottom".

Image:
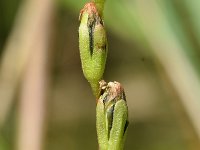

{"left": 107, "top": 81, "right": 125, "bottom": 100}
{"left": 99, "top": 80, "right": 126, "bottom": 103}
{"left": 79, "top": 2, "right": 99, "bottom": 21}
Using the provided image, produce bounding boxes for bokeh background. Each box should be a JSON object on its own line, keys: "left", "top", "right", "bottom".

{"left": 1, "top": 0, "right": 200, "bottom": 150}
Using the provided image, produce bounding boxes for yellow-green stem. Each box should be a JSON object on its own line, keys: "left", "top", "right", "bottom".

{"left": 89, "top": 81, "right": 100, "bottom": 98}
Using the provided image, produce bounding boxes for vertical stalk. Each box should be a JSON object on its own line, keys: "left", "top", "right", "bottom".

{"left": 79, "top": 1, "right": 129, "bottom": 150}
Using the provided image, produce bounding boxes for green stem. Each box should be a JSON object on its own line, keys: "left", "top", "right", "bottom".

{"left": 79, "top": 1, "right": 129, "bottom": 150}
{"left": 89, "top": 81, "right": 100, "bottom": 98}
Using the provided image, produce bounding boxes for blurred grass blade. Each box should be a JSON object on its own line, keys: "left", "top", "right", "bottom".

{"left": 134, "top": 0, "right": 200, "bottom": 141}
{"left": 183, "top": 0, "right": 200, "bottom": 44}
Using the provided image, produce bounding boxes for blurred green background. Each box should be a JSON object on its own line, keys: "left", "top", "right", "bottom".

{"left": 0, "top": 0, "right": 200, "bottom": 150}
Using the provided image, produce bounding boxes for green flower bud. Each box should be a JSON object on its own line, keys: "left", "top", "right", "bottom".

{"left": 96, "top": 80, "right": 129, "bottom": 150}
{"left": 79, "top": 2, "right": 107, "bottom": 98}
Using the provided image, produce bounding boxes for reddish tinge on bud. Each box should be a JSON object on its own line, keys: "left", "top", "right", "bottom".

{"left": 79, "top": 2, "right": 99, "bottom": 21}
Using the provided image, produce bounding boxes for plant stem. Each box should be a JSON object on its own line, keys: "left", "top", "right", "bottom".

{"left": 89, "top": 81, "right": 100, "bottom": 98}
{"left": 79, "top": 1, "right": 129, "bottom": 150}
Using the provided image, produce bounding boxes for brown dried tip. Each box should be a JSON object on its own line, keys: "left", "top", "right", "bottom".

{"left": 79, "top": 2, "right": 99, "bottom": 21}
{"left": 99, "top": 80, "right": 126, "bottom": 102}
{"left": 107, "top": 81, "right": 125, "bottom": 100}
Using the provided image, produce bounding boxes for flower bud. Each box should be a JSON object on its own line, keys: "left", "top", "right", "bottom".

{"left": 96, "top": 80, "right": 128, "bottom": 150}
{"left": 79, "top": 2, "right": 107, "bottom": 98}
